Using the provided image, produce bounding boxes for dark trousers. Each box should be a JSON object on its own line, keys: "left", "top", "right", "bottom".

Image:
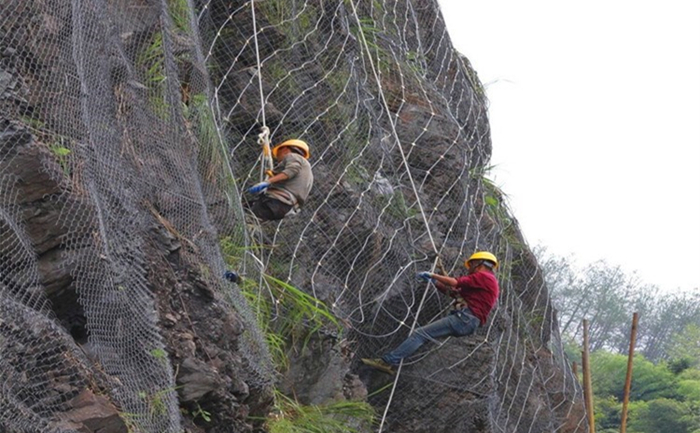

{"left": 246, "top": 194, "right": 293, "bottom": 221}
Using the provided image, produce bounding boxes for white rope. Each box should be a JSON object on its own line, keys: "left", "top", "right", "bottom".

{"left": 257, "top": 126, "right": 273, "bottom": 181}
{"left": 250, "top": 0, "right": 274, "bottom": 182}
{"left": 346, "top": 1, "right": 446, "bottom": 430}
{"left": 250, "top": 0, "right": 266, "bottom": 129}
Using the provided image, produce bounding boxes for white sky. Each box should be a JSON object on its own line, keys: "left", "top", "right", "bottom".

{"left": 437, "top": 0, "right": 700, "bottom": 291}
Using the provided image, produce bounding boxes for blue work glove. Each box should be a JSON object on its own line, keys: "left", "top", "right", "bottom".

{"left": 247, "top": 181, "right": 270, "bottom": 194}
{"left": 417, "top": 271, "right": 434, "bottom": 283}
{"left": 223, "top": 270, "right": 240, "bottom": 283}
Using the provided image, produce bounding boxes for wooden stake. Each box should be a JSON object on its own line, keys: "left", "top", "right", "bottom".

{"left": 572, "top": 361, "right": 578, "bottom": 377}
{"left": 582, "top": 319, "right": 595, "bottom": 433}
{"left": 620, "top": 312, "right": 639, "bottom": 433}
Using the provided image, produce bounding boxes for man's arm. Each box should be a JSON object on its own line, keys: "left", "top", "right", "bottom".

{"left": 267, "top": 172, "right": 289, "bottom": 184}
{"left": 420, "top": 273, "right": 459, "bottom": 297}
{"left": 432, "top": 273, "right": 458, "bottom": 287}
{"left": 433, "top": 280, "right": 453, "bottom": 296}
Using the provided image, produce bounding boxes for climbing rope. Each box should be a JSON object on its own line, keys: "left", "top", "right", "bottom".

{"left": 251, "top": 1, "right": 451, "bottom": 427}
{"left": 250, "top": 0, "right": 274, "bottom": 182}
{"left": 257, "top": 126, "right": 274, "bottom": 181}
{"left": 346, "top": 1, "right": 449, "bottom": 430}
{"left": 250, "top": 0, "right": 266, "bottom": 128}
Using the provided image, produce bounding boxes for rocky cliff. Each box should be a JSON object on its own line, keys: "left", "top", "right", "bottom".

{"left": 0, "top": 0, "right": 585, "bottom": 432}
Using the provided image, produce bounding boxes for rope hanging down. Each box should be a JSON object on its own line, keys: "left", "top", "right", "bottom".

{"left": 346, "top": 0, "right": 448, "bottom": 430}
{"left": 258, "top": 126, "right": 274, "bottom": 181}
{"left": 250, "top": 0, "right": 273, "bottom": 182}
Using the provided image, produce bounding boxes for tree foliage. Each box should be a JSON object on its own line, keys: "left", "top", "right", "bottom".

{"left": 536, "top": 247, "right": 700, "bottom": 432}
{"left": 627, "top": 398, "right": 699, "bottom": 433}
{"left": 589, "top": 353, "right": 700, "bottom": 432}
{"left": 535, "top": 246, "right": 700, "bottom": 362}
{"left": 590, "top": 352, "right": 677, "bottom": 401}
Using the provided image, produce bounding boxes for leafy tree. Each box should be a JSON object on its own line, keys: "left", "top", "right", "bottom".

{"left": 636, "top": 292, "right": 700, "bottom": 363}
{"left": 562, "top": 335, "right": 581, "bottom": 364}
{"left": 590, "top": 352, "right": 677, "bottom": 401}
{"left": 627, "top": 398, "right": 700, "bottom": 433}
{"left": 535, "top": 247, "right": 700, "bottom": 432}
{"left": 594, "top": 395, "right": 621, "bottom": 430}
{"left": 677, "top": 379, "right": 700, "bottom": 402}
{"left": 676, "top": 368, "right": 700, "bottom": 402}
{"left": 535, "top": 246, "right": 700, "bottom": 361}
{"left": 535, "top": 247, "right": 646, "bottom": 352}
{"left": 668, "top": 324, "right": 700, "bottom": 371}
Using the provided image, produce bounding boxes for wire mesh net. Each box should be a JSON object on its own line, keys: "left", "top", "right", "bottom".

{"left": 0, "top": 0, "right": 585, "bottom": 431}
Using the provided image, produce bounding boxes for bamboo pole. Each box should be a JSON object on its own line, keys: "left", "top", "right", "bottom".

{"left": 581, "top": 351, "right": 590, "bottom": 421}
{"left": 620, "top": 312, "right": 639, "bottom": 433}
{"left": 582, "top": 319, "right": 595, "bottom": 433}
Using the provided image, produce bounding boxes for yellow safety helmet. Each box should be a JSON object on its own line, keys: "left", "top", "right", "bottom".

{"left": 465, "top": 251, "right": 498, "bottom": 270}
{"left": 272, "top": 139, "right": 310, "bottom": 159}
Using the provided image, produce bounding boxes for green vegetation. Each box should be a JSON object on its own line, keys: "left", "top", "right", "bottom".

{"left": 192, "top": 403, "right": 212, "bottom": 422}
{"left": 220, "top": 237, "right": 341, "bottom": 362}
{"left": 258, "top": 0, "right": 292, "bottom": 27}
{"left": 137, "top": 31, "right": 170, "bottom": 119}
{"left": 136, "top": 0, "right": 192, "bottom": 118}
{"left": 458, "top": 54, "right": 486, "bottom": 98}
{"left": 537, "top": 247, "right": 700, "bottom": 358}
{"left": 49, "top": 142, "right": 71, "bottom": 176}
{"left": 472, "top": 167, "right": 525, "bottom": 279}
{"left": 258, "top": 0, "right": 318, "bottom": 40}
{"left": 137, "top": 388, "right": 172, "bottom": 418}
{"left": 480, "top": 175, "right": 512, "bottom": 228}
{"left": 121, "top": 387, "right": 177, "bottom": 427}
{"left": 265, "top": 59, "right": 302, "bottom": 96}
{"left": 266, "top": 391, "right": 374, "bottom": 433}
{"left": 219, "top": 237, "right": 369, "bottom": 431}
{"left": 590, "top": 352, "right": 700, "bottom": 433}
{"left": 237, "top": 272, "right": 340, "bottom": 370}
{"left": 324, "top": 68, "right": 352, "bottom": 96}
{"left": 349, "top": 17, "right": 391, "bottom": 71}
{"left": 405, "top": 50, "right": 426, "bottom": 77}
{"left": 184, "top": 93, "right": 230, "bottom": 186}
{"left": 20, "top": 115, "right": 46, "bottom": 130}
{"left": 167, "top": 0, "right": 190, "bottom": 34}
{"left": 375, "top": 190, "right": 418, "bottom": 221}
{"left": 538, "top": 248, "right": 700, "bottom": 432}
{"left": 471, "top": 165, "right": 514, "bottom": 232}
{"left": 150, "top": 348, "right": 169, "bottom": 367}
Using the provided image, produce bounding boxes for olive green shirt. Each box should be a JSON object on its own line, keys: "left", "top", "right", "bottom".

{"left": 266, "top": 153, "right": 313, "bottom": 207}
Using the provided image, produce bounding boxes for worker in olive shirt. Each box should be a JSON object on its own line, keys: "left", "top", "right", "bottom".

{"left": 362, "top": 252, "right": 500, "bottom": 374}
{"left": 246, "top": 139, "right": 313, "bottom": 221}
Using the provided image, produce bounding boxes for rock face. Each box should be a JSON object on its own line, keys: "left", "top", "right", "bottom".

{"left": 0, "top": 1, "right": 585, "bottom": 432}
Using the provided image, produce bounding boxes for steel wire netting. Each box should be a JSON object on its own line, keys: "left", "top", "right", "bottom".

{"left": 0, "top": 0, "right": 585, "bottom": 431}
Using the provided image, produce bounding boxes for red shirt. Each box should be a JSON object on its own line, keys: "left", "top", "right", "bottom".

{"left": 455, "top": 271, "right": 499, "bottom": 325}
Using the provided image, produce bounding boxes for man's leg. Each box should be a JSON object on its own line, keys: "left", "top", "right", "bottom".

{"left": 250, "top": 196, "right": 292, "bottom": 221}
{"left": 382, "top": 314, "right": 465, "bottom": 365}
{"left": 265, "top": 197, "right": 293, "bottom": 220}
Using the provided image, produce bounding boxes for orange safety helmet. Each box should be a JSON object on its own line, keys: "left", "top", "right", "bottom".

{"left": 465, "top": 251, "right": 499, "bottom": 270}
{"left": 272, "top": 139, "right": 310, "bottom": 159}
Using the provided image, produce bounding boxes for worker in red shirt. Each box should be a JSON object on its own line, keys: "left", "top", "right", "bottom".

{"left": 362, "top": 252, "right": 500, "bottom": 374}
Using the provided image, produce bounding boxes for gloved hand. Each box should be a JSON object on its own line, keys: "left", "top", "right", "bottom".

{"left": 417, "top": 271, "right": 434, "bottom": 282}
{"left": 247, "top": 181, "right": 270, "bottom": 194}
{"left": 224, "top": 270, "right": 240, "bottom": 283}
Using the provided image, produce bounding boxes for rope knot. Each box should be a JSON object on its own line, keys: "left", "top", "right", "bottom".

{"left": 257, "top": 126, "right": 270, "bottom": 145}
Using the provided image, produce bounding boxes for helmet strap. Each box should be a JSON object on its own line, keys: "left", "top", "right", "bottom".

{"left": 469, "top": 260, "right": 494, "bottom": 272}
{"left": 289, "top": 146, "right": 305, "bottom": 156}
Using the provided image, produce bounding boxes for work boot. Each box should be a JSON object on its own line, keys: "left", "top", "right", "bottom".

{"left": 361, "top": 358, "right": 395, "bottom": 375}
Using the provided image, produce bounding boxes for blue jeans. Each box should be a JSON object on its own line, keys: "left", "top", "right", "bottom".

{"left": 382, "top": 309, "right": 480, "bottom": 365}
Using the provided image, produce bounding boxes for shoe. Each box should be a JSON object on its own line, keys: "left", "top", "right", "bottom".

{"left": 361, "top": 358, "right": 395, "bottom": 375}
